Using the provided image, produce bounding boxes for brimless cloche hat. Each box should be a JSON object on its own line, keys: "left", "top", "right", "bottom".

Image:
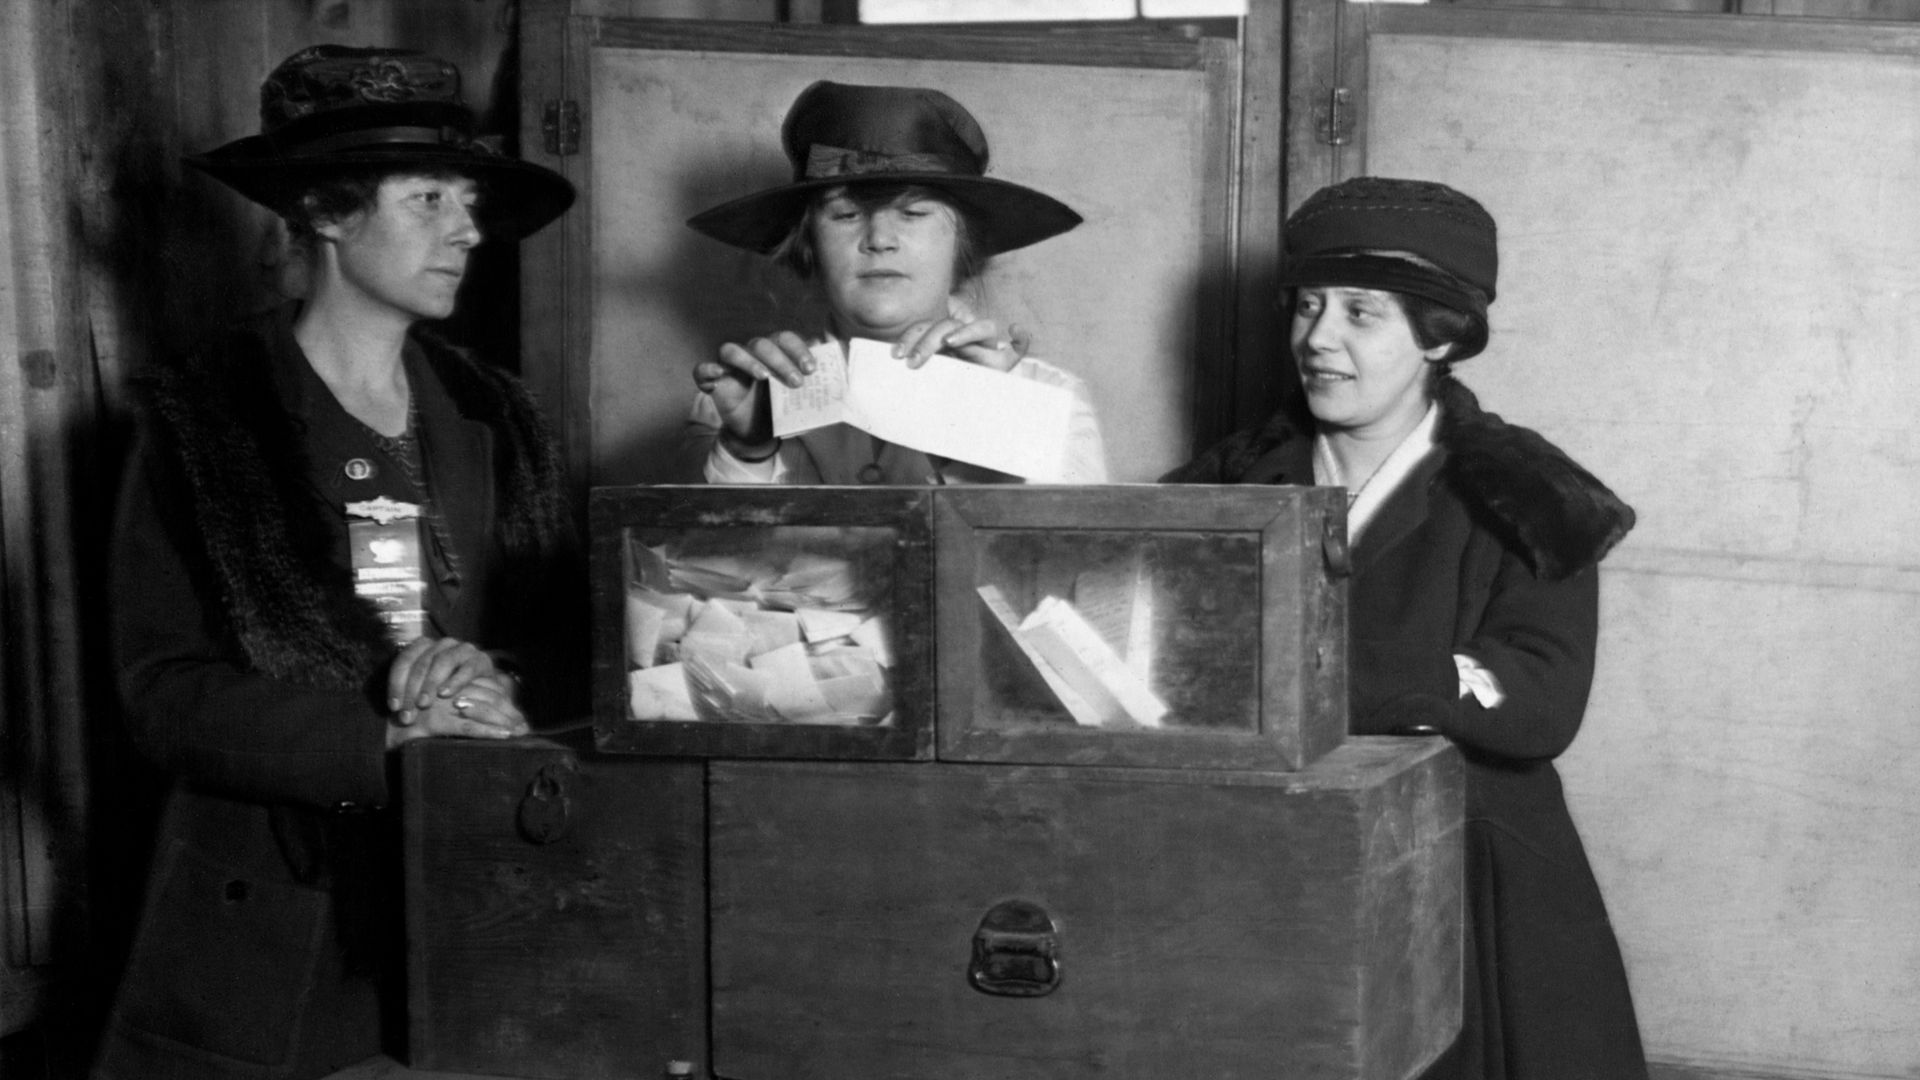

{"left": 186, "top": 44, "right": 576, "bottom": 239}
{"left": 1279, "top": 176, "right": 1499, "bottom": 360}
{"left": 687, "top": 80, "right": 1082, "bottom": 258}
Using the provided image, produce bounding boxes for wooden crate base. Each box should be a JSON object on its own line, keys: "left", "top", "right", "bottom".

{"left": 708, "top": 737, "right": 1462, "bottom": 1080}
{"left": 401, "top": 733, "right": 707, "bottom": 1080}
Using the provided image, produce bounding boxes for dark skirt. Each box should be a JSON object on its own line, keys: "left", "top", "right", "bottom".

{"left": 1423, "top": 760, "right": 1649, "bottom": 1080}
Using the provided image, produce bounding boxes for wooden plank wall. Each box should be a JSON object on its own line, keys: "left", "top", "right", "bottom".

{"left": 2, "top": 0, "right": 97, "bottom": 1054}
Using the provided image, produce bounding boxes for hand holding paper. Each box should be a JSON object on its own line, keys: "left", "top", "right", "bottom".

{"left": 772, "top": 338, "right": 1075, "bottom": 480}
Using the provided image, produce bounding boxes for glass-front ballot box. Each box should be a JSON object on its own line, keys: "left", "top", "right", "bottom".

{"left": 591, "top": 484, "right": 1348, "bottom": 769}
{"left": 934, "top": 486, "right": 1349, "bottom": 770}
{"left": 590, "top": 485, "right": 934, "bottom": 761}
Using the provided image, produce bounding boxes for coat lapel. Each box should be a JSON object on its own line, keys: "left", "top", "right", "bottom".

{"left": 411, "top": 350, "right": 495, "bottom": 567}
{"left": 1241, "top": 435, "right": 1312, "bottom": 486}
{"left": 1351, "top": 449, "right": 1445, "bottom": 577}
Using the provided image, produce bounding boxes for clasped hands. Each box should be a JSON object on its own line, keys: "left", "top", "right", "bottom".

{"left": 384, "top": 636, "right": 527, "bottom": 748}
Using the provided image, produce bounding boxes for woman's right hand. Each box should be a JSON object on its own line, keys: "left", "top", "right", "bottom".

{"left": 694, "top": 331, "right": 816, "bottom": 449}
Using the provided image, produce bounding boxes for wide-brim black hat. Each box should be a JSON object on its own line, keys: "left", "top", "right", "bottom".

{"left": 686, "top": 81, "right": 1081, "bottom": 258}
{"left": 186, "top": 45, "right": 575, "bottom": 240}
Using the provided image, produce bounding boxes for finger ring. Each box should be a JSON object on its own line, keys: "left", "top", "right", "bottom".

{"left": 454, "top": 697, "right": 471, "bottom": 715}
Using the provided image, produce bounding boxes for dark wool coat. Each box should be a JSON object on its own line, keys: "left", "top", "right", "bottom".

{"left": 95, "top": 308, "right": 581, "bottom": 1080}
{"left": 1166, "top": 378, "right": 1649, "bottom": 1080}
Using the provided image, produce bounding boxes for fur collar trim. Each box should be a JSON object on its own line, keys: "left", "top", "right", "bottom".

{"left": 138, "top": 309, "right": 567, "bottom": 690}
{"left": 1433, "top": 378, "right": 1634, "bottom": 580}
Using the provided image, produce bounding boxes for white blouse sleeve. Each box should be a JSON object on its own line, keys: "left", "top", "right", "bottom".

{"left": 687, "top": 391, "right": 797, "bottom": 484}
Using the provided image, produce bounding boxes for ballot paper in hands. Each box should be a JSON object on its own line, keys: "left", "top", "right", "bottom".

{"left": 771, "top": 338, "right": 1075, "bottom": 481}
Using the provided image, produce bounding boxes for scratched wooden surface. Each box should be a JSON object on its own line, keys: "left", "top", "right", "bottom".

{"left": 707, "top": 741, "right": 1462, "bottom": 1080}
{"left": 401, "top": 735, "right": 709, "bottom": 1079}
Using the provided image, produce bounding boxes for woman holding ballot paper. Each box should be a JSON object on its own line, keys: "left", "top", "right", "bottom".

{"left": 683, "top": 80, "right": 1108, "bottom": 485}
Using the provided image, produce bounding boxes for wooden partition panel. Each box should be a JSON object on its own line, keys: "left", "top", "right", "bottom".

{"left": 1292, "top": 6, "right": 1920, "bottom": 1076}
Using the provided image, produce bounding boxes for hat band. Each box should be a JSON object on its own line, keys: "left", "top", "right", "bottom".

{"left": 803, "top": 143, "right": 970, "bottom": 181}
{"left": 273, "top": 124, "right": 491, "bottom": 158}
{"left": 1279, "top": 251, "right": 1489, "bottom": 318}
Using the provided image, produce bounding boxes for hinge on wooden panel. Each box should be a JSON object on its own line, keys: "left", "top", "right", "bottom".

{"left": 1314, "top": 86, "right": 1354, "bottom": 147}
{"left": 542, "top": 99, "right": 581, "bottom": 157}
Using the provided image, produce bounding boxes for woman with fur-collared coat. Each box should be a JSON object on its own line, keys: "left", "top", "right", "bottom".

{"left": 96, "top": 46, "right": 581, "bottom": 1080}
{"left": 1165, "top": 177, "right": 1648, "bottom": 1080}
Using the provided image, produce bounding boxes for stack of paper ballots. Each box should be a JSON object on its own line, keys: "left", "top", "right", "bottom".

{"left": 626, "top": 540, "right": 893, "bottom": 726}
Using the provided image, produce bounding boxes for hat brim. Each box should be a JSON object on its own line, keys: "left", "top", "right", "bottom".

{"left": 186, "top": 139, "right": 576, "bottom": 241}
{"left": 686, "top": 173, "right": 1081, "bottom": 258}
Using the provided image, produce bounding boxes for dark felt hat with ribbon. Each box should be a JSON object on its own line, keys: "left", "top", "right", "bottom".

{"left": 1279, "top": 176, "right": 1499, "bottom": 359}
{"left": 186, "top": 45, "right": 575, "bottom": 239}
{"left": 686, "top": 80, "right": 1081, "bottom": 258}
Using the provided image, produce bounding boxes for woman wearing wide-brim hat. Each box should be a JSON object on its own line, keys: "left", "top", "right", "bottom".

{"left": 682, "top": 80, "right": 1108, "bottom": 485}
{"left": 1165, "top": 177, "right": 1649, "bottom": 1079}
{"left": 97, "top": 45, "right": 582, "bottom": 1080}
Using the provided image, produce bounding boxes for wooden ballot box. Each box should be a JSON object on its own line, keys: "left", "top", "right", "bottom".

{"left": 596, "top": 485, "right": 1349, "bottom": 772}
{"left": 403, "top": 485, "right": 1463, "bottom": 1080}
{"left": 401, "top": 735, "right": 1460, "bottom": 1080}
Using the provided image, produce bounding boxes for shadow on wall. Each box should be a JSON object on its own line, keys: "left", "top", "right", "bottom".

{"left": 596, "top": 152, "right": 824, "bottom": 486}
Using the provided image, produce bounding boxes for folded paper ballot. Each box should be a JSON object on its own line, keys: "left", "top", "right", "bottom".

{"left": 849, "top": 615, "right": 893, "bottom": 668}
{"left": 686, "top": 658, "right": 781, "bottom": 725}
{"left": 771, "top": 338, "right": 1074, "bottom": 480}
{"left": 1072, "top": 551, "right": 1155, "bottom": 685}
{"left": 762, "top": 551, "right": 866, "bottom": 609}
{"left": 751, "top": 642, "right": 838, "bottom": 724}
{"left": 1021, "top": 596, "right": 1168, "bottom": 728}
{"left": 742, "top": 608, "right": 804, "bottom": 657}
{"left": 631, "top": 663, "right": 699, "bottom": 721}
{"left": 979, "top": 584, "right": 1105, "bottom": 727}
{"left": 977, "top": 584, "right": 1169, "bottom": 729}
{"left": 798, "top": 607, "right": 864, "bottom": 643}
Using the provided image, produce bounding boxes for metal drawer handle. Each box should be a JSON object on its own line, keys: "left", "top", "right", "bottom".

{"left": 969, "top": 899, "right": 1061, "bottom": 997}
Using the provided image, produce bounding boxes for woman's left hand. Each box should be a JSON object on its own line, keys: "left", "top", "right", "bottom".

{"left": 894, "top": 302, "right": 1029, "bottom": 373}
{"left": 387, "top": 673, "right": 527, "bottom": 748}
